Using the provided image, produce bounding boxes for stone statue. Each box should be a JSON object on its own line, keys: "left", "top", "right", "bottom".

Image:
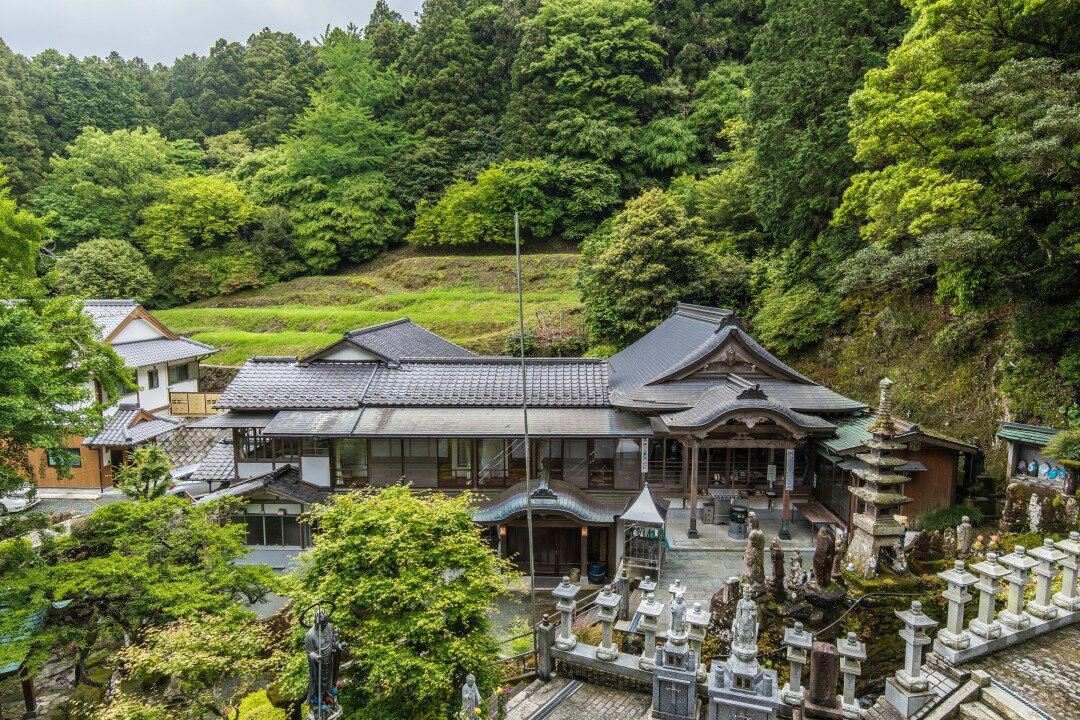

{"left": 832, "top": 532, "right": 847, "bottom": 581}
{"left": 1065, "top": 496, "right": 1078, "bottom": 529}
{"left": 670, "top": 592, "right": 687, "bottom": 640}
{"left": 1041, "top": 495, "right": 1061, "bottom": 533}
{"left": 911, "top": 530, "right": 932, "bottom": 560}
{"left": 956, "top": 516, "right": 973, "bottom": 557}
{"left": 306, "top": 608, "right": 346, "bottom": 720}
{"left": 928, "top": 530, "right": 943, "bottom": 556}
{"left": 731, "top": 586, "right": 759, "bottom": 656}
{"left": 460, "top": 674, "right": 482, "bottom": 718}
{"left": 1000, "top": 482, "right": 1026, "bottom": 532}
{"left": 722, "top": 576, "right": 741, "bottom": 605}
{"left": 811, "top": 527, "right": 835, "bottom": 587}
{"left": 942, "top": 527, "right": 957, "bottom": 558}
{"left": 1028, "top": 493, "right": 1043, "bottom": 533}
{"left": 742, "top": 529, "right": 767, "bottom": 596}
{"left": 770, "top": 536, "right": 785, "bottom": 598}
{"left": 747, "top": 511, "right": 760, "bottom": 532}
{"left": 786, "top": 552, "right": 805, "bottom": 601}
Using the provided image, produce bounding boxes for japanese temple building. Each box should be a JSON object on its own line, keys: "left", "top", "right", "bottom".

{"left": 191, "top": 305, "right": 980, "bottom": 576}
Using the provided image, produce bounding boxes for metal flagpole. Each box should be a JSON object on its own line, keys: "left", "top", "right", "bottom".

{"left": 516, "top": 211, "right": 539, "bottom": 628}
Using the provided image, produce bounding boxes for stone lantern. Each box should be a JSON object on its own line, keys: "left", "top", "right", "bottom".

{"left": 552, "top": 576, "right": 581, "bottom": 651}
{"left": 637, "top": 592, "right": 665, "bottom": 671}
{"left": 1027, "top": 538, "right": 1067, "bottom": 620}
{"left": 998, "top": 546, "right": 1038, "bottom": 630}
{"left": 686, "top": 601, "right": 711, "bottom": 682}
{"left": 594, "top": 584, "right": 622, "bottom": 662}
{"left": 936, "top": 560, "right": 977, "bottom": 651}
{"left": 884, "top": 601, "right": 938, "bottom": 718}
{"left": 781, "top": 622, "right": 814, "bottom": 707}
{"left": 836, "top": 632, "right": 866, "bottom": 719}
{"left": 968, "top": 552, "right": 1010, "bottom": 640}
{"left": 1053, "top": 531, "right": 1080, "bottom": 611}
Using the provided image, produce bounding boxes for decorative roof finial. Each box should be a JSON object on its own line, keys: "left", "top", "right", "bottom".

{"left": 878, "top": 377, "right": 894, "bottom": 420}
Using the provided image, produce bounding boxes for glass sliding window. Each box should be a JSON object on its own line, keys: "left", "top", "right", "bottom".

{"left": 537, "top": 439, "right": 563, "bottom": 480}
{"left": 334, "top": 438, "right": 369, "bottom": 488}
{"left": 508, "top": 439, "right": 527, "bottom": 484}
{"left": 563, "top": 440, "right": 589, "bottom": 488}
{"left": 590, "top": 439, "right": 615, "bottom": 488}
{"left": 478, "top": 439, "right": 509, "bottom": 487}
{"left": 263, "top": 515, "right": 284, "bottom": 546}
{"left": 238, "top": 428, "right": 273, "bottom": 461}
{"left": 168, "top": 362, "right": 191, "bottom": 384}
{"left": 404, "top": 438, "right": 438, "bottom": 487}
{"left": 614, "top": 438, "right": 641, "bottom": 490}
{"left": 302, "top": 436, "right": 330, "bottom": 457}
{"left": 438, "top": 439, "right": 473, "bottom": 487}
{"left": 282, "top": 516, "right": 303, "bottom": 546}
{"left": 370, "top": 438, "right": 403, "bottom": 486}
{"left": 146, "top": 369, "right": 159, "bottom": 389}
{"left": 244, "top": 515, "right": 264, "bottom": 545}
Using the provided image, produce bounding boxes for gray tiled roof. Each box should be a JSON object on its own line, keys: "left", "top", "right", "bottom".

{"left": 83, "top": 404, "right": 182, "bottom": 447}
{"left": 194, "top": 465, "right": 327, "bottom": 506}
{"left": 344, "top": 318, "right": 475, "bottom": 360}
{"left": 217, "top": 357, "right": 608, "bottom": 410}
{"left": 189, "top": 411, "right": 278, "bottom": 429}
{"left": 82, "top": 299, "right": 138, "bottom": 338}
{"left": 472, "top": 479, "right": 628, "bottom": 524}
{"left": 110, "top": 337, "right": 216, "bottom": 368}
{"left": 192, "top": 438, "right": 236, "bottom": 482}
{"left": 612, "top": 378, "right": 865, "bottom": 414}
{"left": 659, "top": 387, "right": 836, "bottom": 433}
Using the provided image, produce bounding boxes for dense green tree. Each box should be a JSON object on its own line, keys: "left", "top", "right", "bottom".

{"left": 136, "top": 175, "right": 258, "bottom": 260}
{"left": 364, "top": 0, "right": 417, "bottom": 68}
{"left": 576, "top": 188, "right": 727, "bottom": 345}
{"left": 0, "top": 41, "right": 45, "bottom": 196}
{"left": 652, "top": 0, "right": 764, "bottom": 83}
{"left": 53, "top": 238, "right": 156, "bottom": 303}
{"left": 160, "top": 97, "right": 203, "bottom": 141}
{"left": 291, "top": 487, "right": 510, "bottom": 720}
{"left": 33, "top": 127, "right": 182, "bottom": 248}
{"left": 113, "top": 444, "right": 172, "bottom": 501}
{"left": 746, "top": 0, "right": 908, "bottom": 249}
{"left": 687, "top": 62, "right": 746, "bottom": 160}
{"left": 235, "top": 30, "right": 323, "bottom": 147}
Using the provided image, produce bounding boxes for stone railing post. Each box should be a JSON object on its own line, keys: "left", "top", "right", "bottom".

{"left": 837, "top": 631, "right": 867, "bottom": 719}
{"left": 937, "top": 560, "right": 977, "bottom": 650}
{"left": 686, "top": 601, "right": 710, "bottom": 682}
{"left": 969, "top": 552, "right": 1010, "bottom": 639}
{"left": 998, "top": 546, "right": 1038, "bottom": 630}
{"left": 781, "top": 622, "right": 814, "bottom": 707}
{"left": 637, "top": 592, "right": 665, "bottom": 671}
{"left": 885, "top": 601, "right": 938, "bottom": 718}
{"left": 1053, "top": 532, "right": 1080, "bottom": 611}
{"left": 639, "top": 574, "right": 657, "bottom": 596}
{"left": 595, "top": 584, "right": 622, "bottom": 661}
{"left": 552, "top": 576, "right": 581, "bottom": 651}
{"left": 617, "top": 565, "right": 631, "bottom": 621}
{"left": 536, "top": 621, "right": 555, "bottom": 681}
{"left": 1028, "top": 538, "right": 1067, "bottom": 620}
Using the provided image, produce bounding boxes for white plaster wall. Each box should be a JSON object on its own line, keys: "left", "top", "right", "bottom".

{"left": 301, "top": 457, "right": 331, "bottom": 488}
{"left": 111, "top": 317, "right": 167, "bottom": 343}
{"left": 169, "top": 377, "right": 199, "bottom": 393}
{"left": 238, "top": 462, "right": 274, "bottom": 479}
{"left": 319, "top": 344, "right": 379, "bottom": 361}
{"left": 137, "top": 363, "right": 169, "bottom": 411}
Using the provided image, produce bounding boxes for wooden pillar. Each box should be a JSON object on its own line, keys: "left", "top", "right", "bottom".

{"left": 688, "top": 438, "right": 699, "bottom": 538}
{"left": 497, "top": 525, "right": 505, "bottom": 558}
{"left": 580, "top": 525, "right": 589, "bottom": 578}
{"left": 20, "top": 670, "right": 40, "bottom": 719}
{"left": 780, "top": 446, "right": 793, "bottom": 540}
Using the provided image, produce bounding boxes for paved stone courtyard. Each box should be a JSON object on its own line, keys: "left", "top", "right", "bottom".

{"left": 506, "top": 678, "right": 651, "bottom": 720}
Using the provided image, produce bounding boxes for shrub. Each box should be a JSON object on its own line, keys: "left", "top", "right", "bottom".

{"left": 53, "top": 238, "right": 156, "bottom": 304}
{"left": 237, "top": 690, "right": 285, "bottom": 720}
{"left": 1044, "top": 429, "right": 1080, "bottom": 465}
{"left": 912, "top": 506, "right": 984, "bottom": 532}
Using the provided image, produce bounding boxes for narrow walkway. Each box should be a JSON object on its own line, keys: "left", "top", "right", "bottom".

{"left": 506, "top": 678, "right": 651, "bottom": 720}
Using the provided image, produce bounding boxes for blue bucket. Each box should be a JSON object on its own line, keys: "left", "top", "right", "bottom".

{"left": 587, "top": 560, "right": 607, "bottom": 584}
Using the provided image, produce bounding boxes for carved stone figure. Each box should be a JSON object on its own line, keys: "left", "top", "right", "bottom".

{"left": 731, "top": 586, "right": 759, "bottom": 659}
{"left": 670, "top": 592, "right": 688, "bottom": 640}
{"left": 771, "top": 537, "right": 786, "bottom": 598}
{"left": 786, "top": 552, "right": 805, "bottom": 601}
{"left": 747, "top": 511, "right": 760, "bottom": 532}
{"left": 928, "top": 530, "right": 943, "bottom": 556}
{"left": 1000, "top": 482, "right": 1026, "bottom": 532}
{"left": 812, "top": 527, "right": 835, "bottom": 587}
{"left": 911, "top": 530, "right": 932, "bottom": 560}
{"left": 956, "top": 516, "right": 973, "bottom": 557}
{"left": 832, "top": 533, "right": 847, "bottom": 581}
{"left": 306, "top": 608, "right": 346, "bottom": 720}
{"left": 460, "top": 674, "right": 482, "bottom": 718}
{"left": 742, "top": 529, "right": 767, "bottom": 596}
{"left": 942, "top": 527, "right": 957, "bottom": 558}
{"left": 1028, "top": 493, "right": 1043, "bottom": 533}
{"left": 1065, "top": 496, "right": 1079, "bottom": 529}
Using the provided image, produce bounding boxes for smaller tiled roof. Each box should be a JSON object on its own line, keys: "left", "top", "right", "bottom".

{"left": 110, "top": 337, "right": 216, "bottom": 368}
{"left": 83, "top": 405, "right": 181, "bottom": 447}
{"left": 343, "top": 318, "right": 475, "bottom": 361}
{"left": 82, "top": 299, "right": 138, "bottom": 339}
{"left": 189, "top": 411, "right": 278, "bottom": 429}
{"left": 822, "top": 414, "right": 978, "bottom": 455}
{"left": 659, "top": 386, "right": 836, "bottom": 433}
{"left": 0, "top": 605, "right": 47, "bottom": 676}
{"left": 996, "top": 421, "right": 1060, "bottom": 447}
{"left": 217, "top": 359, "right": 375, "bottom": 409}
{"left": 192, "top": 438, "right": 236, "bottom": 482}
{"left": 194, "top": 465, "right": 327, "bottom": 506}
{"left": 472, "top": 479, "right": 627, "bottom": 524}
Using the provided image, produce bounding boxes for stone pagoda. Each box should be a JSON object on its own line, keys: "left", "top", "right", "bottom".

{"left": 844, "top": 378, "right": 913, "bottom": 578}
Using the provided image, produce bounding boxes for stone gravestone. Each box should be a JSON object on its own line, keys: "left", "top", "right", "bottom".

{"left": 743, "top": 529, "right": 767, "bottom": 596}
{"left": 831, "top": 533, "right": 847, "bottom": 582}
{"left": 786, "top": 552, "right": 806, "bottom": 601}
{"left": 771, "top": 537, "right": 786, "bottom": 599}
{"left": 811, "top": 528, "right": 835, "bottom": 588}
{"left": 1000, "top": 482, "right": 1026, "bottom": 532}
{"left": 707, "top": 587, "right": 780, "bottom": 720}
{"left": 652, "top": 592, "right": 700, "bottom": 720}
{"left": 1066, "top": 496, "right": 1079, "bottom": 529}
{"left": 801, "top": 642, "right": 843, "bottom": 720}
{"left": 942, "top": 527, "right": 957, "bottom": 558}
{"left": 1029, "top": 494, "right": 1043, "bottom": 533}
{"left": 722, "top": 576, "right": 741, "bottom": 605}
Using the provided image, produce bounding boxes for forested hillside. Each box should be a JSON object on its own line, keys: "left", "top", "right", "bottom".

{"left": 0, "top": 0, "right": 1076, "bottom": 430}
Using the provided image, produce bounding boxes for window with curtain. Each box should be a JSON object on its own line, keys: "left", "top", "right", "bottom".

{"left": 438, "top": 439, "right": 473, "bottom": 486}
{"left": 478, "top": 438, "right": 510, "bottom": 487}
{"left": 334, "top": 438, "right": 369, "bottom": 488}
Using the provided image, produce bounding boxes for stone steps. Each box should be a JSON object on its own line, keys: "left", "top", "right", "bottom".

{"left": 957, "top": 702, "right": 1006, "bottom": 720}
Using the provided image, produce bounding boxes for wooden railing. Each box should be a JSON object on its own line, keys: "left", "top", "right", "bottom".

{"left": 170, "top": 392, "right": 222, "bottom": 417}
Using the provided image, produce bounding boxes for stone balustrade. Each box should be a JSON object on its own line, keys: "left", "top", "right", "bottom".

{"left": 932, "top": 533, "right": 1080, "bottom": 665}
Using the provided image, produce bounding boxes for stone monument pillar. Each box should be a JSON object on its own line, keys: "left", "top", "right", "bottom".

{"left": 998, "top": 546, "right": 1037, "bottom": 630}
{"left": 706, "top": 587, "right": 780, "bottom": 720}
{"left": 652, "top": 591, "right": 699, "bottom": 720}
{"left": 552, "top": 576, "right": 581, "bottom": 651}
{"left": 1053, "top": 532, "right": 1080, "bottom": 611}
{"left": 935, "top": 560, "right": 977, "bottom": 651}
{"left": 843, "top": 378, "right": 913, "bottom": 578}
{"left": 802, "top": 642, "right": 842, "bottom": 720}
{"left": 836, "top": 633, "right": 866, "bottom": 719}
{"left": 618, "top": 565, "right": 631, "bottom": 621}
{"left": 595, "top": 584, "right": 621, "bottom": 661}
{"left": 1027, "top": 538, "right": 1066, "bottom": 620}
{"left": 884, "top": 602, "right": 938, "bottom": 718}
{"left": 638, "top": 592, "right": 665, "bottom": 671}
{"left": 968, "top": 552, "right": 1010, "bottom": 640}
{"left": 781, "top": 622, "right": 814, "bottom": 707}
{"left": 686, "top": 601, "right": 711, "bottom": 682}
{"left": 743, "top": 530, "right": 767, "bottom": 596}
{"left": 812, "top": 527, "right": 835, "bottom": 588}
{"left": 956, "top": 516, "right": 973, "bottom": 557}
{"left": 771, "top": 537, "right": 786, "bottom": 599}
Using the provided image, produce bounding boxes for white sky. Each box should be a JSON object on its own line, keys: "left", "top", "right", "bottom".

{"left": 0, "top": 0, "right": 423, "bottom": 64}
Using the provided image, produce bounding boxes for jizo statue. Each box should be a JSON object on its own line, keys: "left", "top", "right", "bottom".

{"left": 305, "top": 606, "right": 347, "bottom": 720}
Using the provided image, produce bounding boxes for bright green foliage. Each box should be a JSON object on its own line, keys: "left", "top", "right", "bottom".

{"left": 505, "top": 0, "right": 665, "bottom": 182}
{"left": 747, "top": 0, "right": 907, "bottom": 249}
{"left": 291, "top": 487, "right": 510, "bottom": 720}
{"left": 53, "top": 238, "right": 156, "bottom": 303}
{"left": 32, "top": 127, "right": 182, "bottom": 248}
{"left": 577, "top": 189, "right": 727, "bottom": 345}
{"left": 652, "top": 0, "right": 764, "bottom": 81}
{"left": 114, "top": 445, "right": 173, "bottom": 501}
{"left": 0, "top": 168, "right": 49, "bottom": 281}
{"left": 407, "top": 158, "right": 620, "bottom": 245}
{"left": 116, "top": 610, "right": 286, "bottom": 720}
{"left": 203, "top": 131, "right": 252, "bottom": 171}
{"left": 1044, "top": 429, "right": 1080, "bottom": 464}
{"left": 137, "top": 175, "right": 258, "bottom": 260}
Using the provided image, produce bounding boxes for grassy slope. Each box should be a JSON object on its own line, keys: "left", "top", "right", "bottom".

{"left": 155, "top": 248, "right": 584, "bottom": 365}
